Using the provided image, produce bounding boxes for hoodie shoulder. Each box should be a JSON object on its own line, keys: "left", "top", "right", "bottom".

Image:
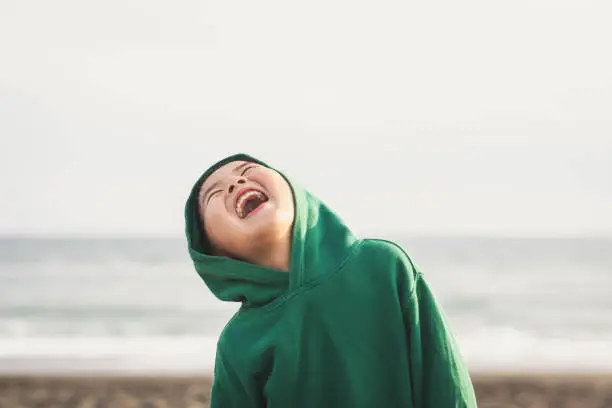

{"left": 357, "top": 238, "right": 414, "bottom": 266}
{"left": 358, "top": 238, "right": 409, "bottom": 258}
{"left": 356, "top": 238, "right": 420, "bottom": 295}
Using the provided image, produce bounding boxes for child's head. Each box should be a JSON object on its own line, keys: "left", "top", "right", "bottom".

{"left": 186, "top": 153, "right": 357, "bottom": 304}
{"left": 197, "top": 159, "right": 295, "bottom": 265}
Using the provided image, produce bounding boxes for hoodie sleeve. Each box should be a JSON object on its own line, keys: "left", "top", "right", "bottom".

{"left": 210, "top": 349, "right": 263, "bottom": 408}
{"left": 401, "top": 256, "right": 477, "bottom": 408}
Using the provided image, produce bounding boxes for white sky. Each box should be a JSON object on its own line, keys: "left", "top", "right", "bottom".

{"left": 1, "top": 0, "right": 611, "bottom": 237}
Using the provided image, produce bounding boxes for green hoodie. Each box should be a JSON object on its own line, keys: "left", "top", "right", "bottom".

{"left": 185, "top": 153, "right": 477, "bottom": 408}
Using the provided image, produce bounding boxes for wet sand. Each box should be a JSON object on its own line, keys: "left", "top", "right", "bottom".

{"left": 1, "top": 373, "right": 612, "bottom": 408}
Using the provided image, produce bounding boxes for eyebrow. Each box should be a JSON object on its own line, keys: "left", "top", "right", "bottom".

{"left": 200, "top": 162, "right": 254, "bottom": 204}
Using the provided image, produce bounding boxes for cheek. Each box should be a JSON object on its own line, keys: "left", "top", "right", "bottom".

{"left": 254, "top": 172, "right": 285, "bottom": 195}
{"left": 203, "top": 203, "right": 229, "bottom": 239}
{"left": 269, "top": 175, "right": 293, "bottom": 207}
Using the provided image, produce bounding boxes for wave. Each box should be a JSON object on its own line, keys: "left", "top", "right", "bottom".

{"left": 2, "top": 329, "right": 612, "bottom": 375}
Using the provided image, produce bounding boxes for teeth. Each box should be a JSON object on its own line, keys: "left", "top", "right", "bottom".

{"left": 235, "top": 190, "right": 265, "bottom": 218}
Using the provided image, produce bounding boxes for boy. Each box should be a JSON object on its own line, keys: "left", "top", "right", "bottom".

{"left": 185, "top": 153, "right": 477, "bottom": 408}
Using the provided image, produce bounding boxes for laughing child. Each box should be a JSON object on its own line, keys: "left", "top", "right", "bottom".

{"left": 184, "top": 153, "right": 477, "bottom": 408}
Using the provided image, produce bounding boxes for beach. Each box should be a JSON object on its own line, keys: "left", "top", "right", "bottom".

{"left": 2, "top": 237, "right": 612, "bottom": 407}
{"left": 2, "top": 373, "right": 612, "bottom": 408}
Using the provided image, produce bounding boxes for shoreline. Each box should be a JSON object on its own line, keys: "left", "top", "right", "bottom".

{"left": 3, "top": 370, "right": 612, "bottom": 379}
{"left": 2, "top": 372, "right": 612, "bottom": 408}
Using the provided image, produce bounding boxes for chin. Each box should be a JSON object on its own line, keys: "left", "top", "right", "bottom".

{"left": 244, "top": 205, "right": 292, "bottom": 241}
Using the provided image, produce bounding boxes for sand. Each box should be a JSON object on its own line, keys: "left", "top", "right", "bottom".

{"left": 1, "top": 373, "right": 612, "bottom": 408}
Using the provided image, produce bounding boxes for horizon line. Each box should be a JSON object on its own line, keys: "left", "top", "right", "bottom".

{"left": 1, "top": 232, "right": 610, "bottom": 240}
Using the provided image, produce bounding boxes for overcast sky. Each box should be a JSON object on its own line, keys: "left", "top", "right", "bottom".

{"left": 1, "top": 0, "right": 610, "bottom": 237}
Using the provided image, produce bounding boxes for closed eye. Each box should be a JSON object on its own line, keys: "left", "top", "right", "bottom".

{"left": 206, "top": 190, "right": 222, "bottom": 205}
{"left": 240, "top": 165, "right": 255, "bottom": 176}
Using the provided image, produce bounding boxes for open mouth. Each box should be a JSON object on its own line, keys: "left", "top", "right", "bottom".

{"left": 235, "top": 189, "right": 269, "bottom": 219}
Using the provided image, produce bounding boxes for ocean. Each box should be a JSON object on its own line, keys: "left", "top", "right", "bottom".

{"left": 1, "top": 236, "right": 611, "bottom": 375}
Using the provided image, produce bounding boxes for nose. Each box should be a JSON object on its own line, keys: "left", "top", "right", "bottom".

{"left": 227, "top": 177, "right": 246, "bottom": 194}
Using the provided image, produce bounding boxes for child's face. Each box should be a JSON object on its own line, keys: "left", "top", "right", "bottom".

{"left": 198, "top": 160, "right": 295, "bottom": 259}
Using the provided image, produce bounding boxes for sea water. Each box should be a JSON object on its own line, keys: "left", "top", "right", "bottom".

{"left": 1, "top": 236, "right": 611, "bottom": 375}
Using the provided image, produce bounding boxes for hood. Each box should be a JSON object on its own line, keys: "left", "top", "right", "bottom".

{"left": 184, "top": 153, "right": 358, "bottom": 308}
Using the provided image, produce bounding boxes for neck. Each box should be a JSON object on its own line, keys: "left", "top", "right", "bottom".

{"left": 248, "top": 233, "right": 292, "bottom": 272}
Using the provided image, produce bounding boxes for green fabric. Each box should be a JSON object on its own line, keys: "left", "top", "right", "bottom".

{"left": 185, "top": 153, "right": 477, "bottom": 408}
